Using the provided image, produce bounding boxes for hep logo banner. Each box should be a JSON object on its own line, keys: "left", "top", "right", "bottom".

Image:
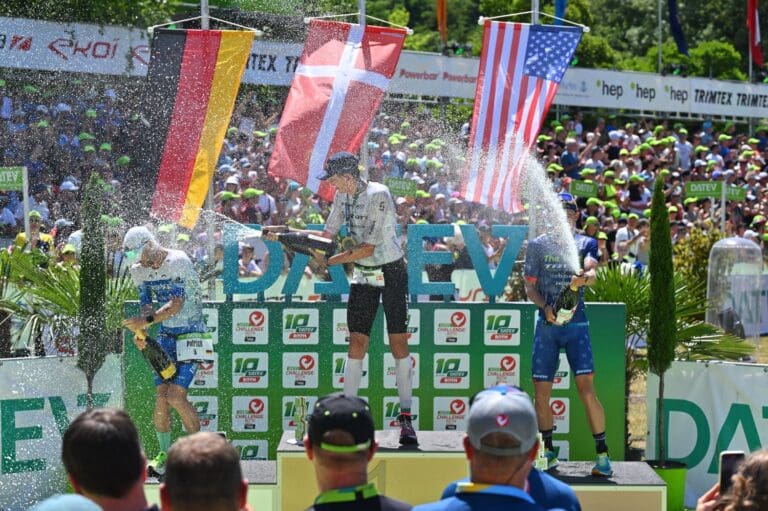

{"left": 249, "top": 399, "right": 265, "bottom": 415}
{"left": 249, "top": 311, "right": 265, "bottom": 327}
{"left": 299, "top": 354, "right": 315, "bottom": 370}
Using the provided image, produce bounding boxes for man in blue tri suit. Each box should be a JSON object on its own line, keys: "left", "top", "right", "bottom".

{"left": 524, "top": 193, "right": 613, "bottom": 477}
{"left": 413, "top": 386, "right": 559, "bottom": 511}
{"left": 122, "top": 226, "right": 206, "bottom": 478}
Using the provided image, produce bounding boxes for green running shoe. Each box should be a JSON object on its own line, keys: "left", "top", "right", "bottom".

{"left": 592, "top": 452, "right": 614, "bottom": 477}
{"left": 147, "top": 451, "right": 167, "bottom": 477}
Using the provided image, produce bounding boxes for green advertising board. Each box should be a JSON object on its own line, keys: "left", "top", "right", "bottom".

{"left": 685, "top": 182, "right": 746, "bottom": 201}
{"left": 124, "top": 302, "right": 626, "bottom": 463}
{"left": 571, "top": 180, "right": 598, "bottom": 198}
{"left": 384, "top": 177, "right": 417, "bottom": 198}
{"left": 0, "top": 167, "right": 24, "bottom": 191}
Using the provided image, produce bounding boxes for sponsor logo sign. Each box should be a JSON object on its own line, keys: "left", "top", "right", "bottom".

{"left": 282, "top": 352, "right": 319, "bottom": 388}
{"left": 281, "top": 396, "right": 318, "bottom": 430}
{"left": 483, "top": 353, "right": 520, "bottom": 387}
{"left": 190, "top": 396, "right": 218, "bottom": 431}
{"left": 433, "top": 397, "right": 469, "bottom": 431}
{"left": 232, "top": 308, "right": 268, "bottom": 344}
{"left": 433, "top": 353, "right": 470, "bottom": 389}
{"left": 232, "top": 396, "right": 268, "bottom": 432}
{"left": 191, "top": 353, "right": 218, "bottom": 389}
{"left": 483, "top": 310, "right": 521, "bottom": 345}
{"left": 232, "top": 352, "right": 268, "bottom": 388}
{"left": 332, "top": 353, "right": 369, "bottom": 389}
{"left": 383, "top": 397, "right": 420, "bottom": 430}
{"left": 383, "top": 353, "right": 419, "bottom": 389}
{"left": 231, "top": 439, "right": 269, "bottom": 461}
{"left": 332, "top": 308, "right": 349, "bottom": 345}
{"left": 434, "top": 309, "right": 470, "bottom": 345}
{"left": 550, "top": 398, "right": 570, "bottom": 434}
{"left": 282, "top": 309, "right": 319, "bottom": 344}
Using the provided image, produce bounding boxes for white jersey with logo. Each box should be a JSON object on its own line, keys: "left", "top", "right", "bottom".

{"left": 325, "top": 181, "right": 403, "bottom": 266}
{"left": 129, "top": 249, "right": 204, "bottom": 332}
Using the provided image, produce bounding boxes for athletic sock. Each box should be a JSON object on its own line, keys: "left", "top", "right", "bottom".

{"left": 156, "top": 430, "right": 171, "bottom": 453}
{"left": 394, "top": 355, "right": 413, "bottom": 412}
{"left": 593, "top": 431, "right": 608, "bottom": 454}
{"left": 343, "top": 358, "right": 363, "bottom": 396}
{"left": 541, "top": 429, "right": 554, "bottom": 451}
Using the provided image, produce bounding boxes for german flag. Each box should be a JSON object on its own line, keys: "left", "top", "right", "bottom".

{"left": 140, "top": 29, "right": 253, "bottom": 229}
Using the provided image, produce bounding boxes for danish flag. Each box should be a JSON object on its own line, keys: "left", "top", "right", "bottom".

{"left": 269, "top": 20, "right": 406, "bottom": 200}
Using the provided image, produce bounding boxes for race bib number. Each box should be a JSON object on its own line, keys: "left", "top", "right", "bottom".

{"left": 351, "top": 267, "right": 385, "bottom": 287}
{"left": 176, "top": 333, "right": 215, "bottom": 362}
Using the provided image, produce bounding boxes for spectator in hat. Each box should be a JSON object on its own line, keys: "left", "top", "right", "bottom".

{"left": 58, "top": 243, "right": 79, "bottom": 269}
{"left": 15, "top": 210, "right": 55, "bottom": 260}
{"left": 16, "top": 183, "right": 50, "bottom": 223}
{"left": 160, "top": 432, "right": 250, "bottom": 511}
{"left": 416, "top": 386, "right": 576, "bottom": 511}
{"left": 304, "top": 393, "right": 412, "bottom": 510}
{"left": 238, "top": 244, "right": 262, "bottom": 278}
{"left": 560, "top": 138, "right": 582, "bottom": 179}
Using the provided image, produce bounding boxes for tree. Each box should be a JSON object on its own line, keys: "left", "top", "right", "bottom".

{"left": 0, "top": 0, "right": 180, "bottom": 27}
{"left": 689, "top": 40, "right": 748, "bottom": 81}
{"left": 648, "top": 177, "right": 676, "bottom": 465}
{"left": 77, "top": 174, "right": 108, "bottom": 410}
{"left": 573, "top": 33, "right": 617, "bottom": 69}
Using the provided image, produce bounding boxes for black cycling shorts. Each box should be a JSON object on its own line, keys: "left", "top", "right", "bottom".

{"left": 347, "top": 258, "right": 409, "bottom": 336}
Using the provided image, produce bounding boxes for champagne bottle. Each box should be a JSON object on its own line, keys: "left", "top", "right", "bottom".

{"left": 136, "top": 331, "right": 177, "bottom": 381}
{"left": 275, "top": 232, "right": 336, "bottom": 257}
{"left": 552, "top": 283, "right": 580, "bottom": 325}
{"left": 293, "top": 396, "right": 307, "bottom": 444}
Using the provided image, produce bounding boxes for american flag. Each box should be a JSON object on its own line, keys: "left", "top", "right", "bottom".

{"left": 461, "top": 22, "right": 582, "bottom": 213}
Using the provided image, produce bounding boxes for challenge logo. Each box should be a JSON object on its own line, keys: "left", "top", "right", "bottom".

{"left": 383, "top": 397, "right": 419, "bottom": 429}
{"left": 332, "top": 308, "right": 349, "bottom": 344}
{"left": 232, "top": 396, "right": 268, "bottom": 432}
{"left": 434, "top": 309, "right": 470, "bottom": 345}
{"left": 232, "top": 353, "right": 268, "bottom": 388}
{"left": 383, "top": 353, "right": 419, "bottom": 389}
{"left": 332, "top": 354, "right": 369, "bottom": 389}
{"left": 232, "top": 440, "right": 268, "bottom": 461}
{"left": 283, "top": 352, "right": 319, "bottom": 388}
{"left": 283, "top": 309, "right": 319, "bottom": 344}
{"left": 484, "top": 353, "right": 520, "bottom": 387}
{"left": 483, "top": 310, "right": 521, "bottom": 345}
{"left": 232, "top": 308, "right": 268, "bottom": 344}
{"left": 191, "top": 397, "right": 218, "bottom": 431}
{"left": 434, "top": 354, "right": 470, "bottom": 389}
{"left": 192, "top": 353, "right": 218, "bottom": 388}
{"left": 434, "top": 397, "right": 469, "bottom": 431}
{"left": 550, "top": 397, "right": 570, "bottom": 433}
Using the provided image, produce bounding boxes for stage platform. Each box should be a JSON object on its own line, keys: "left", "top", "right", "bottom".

{"left": 146, "top": 431, "right": 666, "bottom": 511}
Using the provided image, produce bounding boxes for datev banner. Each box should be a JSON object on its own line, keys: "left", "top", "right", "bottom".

{"left": 647, "top": 361, "right": 768, "bottom": 508}
{"left": 0, "top": 354, "right": 123, "bottom": 510}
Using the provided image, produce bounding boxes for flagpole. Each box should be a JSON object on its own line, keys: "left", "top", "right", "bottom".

{"left": 359, "top": 0, "right": 366, "bottom": 27}
{"left": 201, "top": 0, "right": 216, "bottom": 299}
{"left": 532, "top": 0, "right": 539, "bottom": 24}
{"left": 657, "top": 0, "right": 662, "bottom": 73}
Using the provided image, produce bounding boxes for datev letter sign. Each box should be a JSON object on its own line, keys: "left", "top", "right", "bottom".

{"left": 222, "top": 223, "right": 528, "bottom": 299}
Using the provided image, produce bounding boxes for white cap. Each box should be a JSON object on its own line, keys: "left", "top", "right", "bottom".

{"left": 123, "top": 226, "right": 156, "bottom": 252}
{"left": 225, "top": 176, "right": 239, "bottom": 186}
{"left": 60, "top": 181, "right": 79, "bottom": 192}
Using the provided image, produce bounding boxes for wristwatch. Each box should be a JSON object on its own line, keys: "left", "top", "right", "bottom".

{"left": 145, "top": 314, "right": 155, "bottom": 325}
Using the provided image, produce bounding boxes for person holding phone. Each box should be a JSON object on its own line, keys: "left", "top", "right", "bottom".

{"left": 696, "top": 449, "right": 767, "bottom": 511}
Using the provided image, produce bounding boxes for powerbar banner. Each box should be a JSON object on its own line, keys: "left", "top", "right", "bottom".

{"left": 0, "top": 355, "right": 123, "bottom": 510}
{"left": 5, "top": 16, "right": 768, "bottom": 118}
{"left": 647, "top": 361, "right": 768, "bottom": 508}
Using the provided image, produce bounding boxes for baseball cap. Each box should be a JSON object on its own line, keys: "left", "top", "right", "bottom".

{"left": 60, "top": 181, "right": 79, "bottom": 192}
{"left": 123, "top": 226, "right": 156, "bottom": 253}
{"left": 318, "top": 152, "right": 359, "bottom": 181}
{"left": 558, "top": 192, "right": 578, "bottom": 212}
{"left": 28, "top": 210, "right": 42, "bottom": 220}
{"left": 241, "top": 188, "right": 264, "bottom": 199}
{"left": 61, "top": 243, "right": 77, "bottom": 255}
{"left": 308, "top": 393, "right": 375, "bottom": 453}
{"left": 467, "top": 386, "right": 538, "bottom": 456}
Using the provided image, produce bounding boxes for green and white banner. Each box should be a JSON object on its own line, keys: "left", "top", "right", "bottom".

{"left": 647, "top": 361, "right": 768, "bottom": 508}
{"left": 0, "top": 355, "right": 123, "bottom": 509}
